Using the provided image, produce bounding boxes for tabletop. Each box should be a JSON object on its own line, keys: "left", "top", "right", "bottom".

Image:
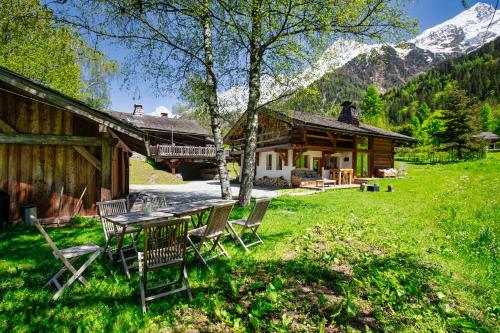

{"left": 161, "top": 199, "right": 238, "bottom": 216}
{"left": 105, "top": 211, "right": 174, "bottom": 226}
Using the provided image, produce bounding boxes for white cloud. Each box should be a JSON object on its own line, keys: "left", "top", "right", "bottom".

{"left": 149, "top": 105, "right": 178, "bottom": 118}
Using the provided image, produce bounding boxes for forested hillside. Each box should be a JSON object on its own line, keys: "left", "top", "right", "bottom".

{"left": 384, "top": 37, "right": 500, "bottom": 125}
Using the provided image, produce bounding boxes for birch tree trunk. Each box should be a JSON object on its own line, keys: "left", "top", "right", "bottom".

{"left": 238, "top": 0, "right": 262, "bottom": 207}
{"left": 202, "top": 0, "right": 232, "bottom": 199}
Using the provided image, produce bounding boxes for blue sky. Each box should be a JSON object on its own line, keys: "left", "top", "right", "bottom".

{"left": 104, "top": 0, "right": 498, "bottom": 115}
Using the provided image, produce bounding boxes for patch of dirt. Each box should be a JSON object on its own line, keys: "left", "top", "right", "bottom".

{"left": 331, "top": 263, "right": 354, "bottom": 280}
{"left": 283, "top": 251, "right": 298, "bottom": 261}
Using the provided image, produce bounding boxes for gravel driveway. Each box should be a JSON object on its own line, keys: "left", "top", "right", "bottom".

{"left": 130, "top": 180, "right": 279, "bottom": 204}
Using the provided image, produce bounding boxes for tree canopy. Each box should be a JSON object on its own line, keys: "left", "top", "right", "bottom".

{"left": 0, "top": 0, "right": 117, "bottom": 109}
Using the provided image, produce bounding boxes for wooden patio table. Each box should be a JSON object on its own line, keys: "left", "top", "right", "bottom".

{"left": 160, "top": 199, "right": 238, "bottom": 228}
{"left": 104, "top": 211, "right": 174, "bottom": 277}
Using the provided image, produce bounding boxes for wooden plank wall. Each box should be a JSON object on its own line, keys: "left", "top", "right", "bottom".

{"left": 0, "top": 89, "right": 102, "bottom": 222}
{"left": 372, "top": 138, "right": 394, "bottom": 173}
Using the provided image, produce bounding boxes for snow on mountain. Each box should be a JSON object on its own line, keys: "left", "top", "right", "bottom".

{"left": 412, "top": 2, "right": 500, "bottom": 54}
{"left": 219, "top": 2, "right": 500, "bottom": 114}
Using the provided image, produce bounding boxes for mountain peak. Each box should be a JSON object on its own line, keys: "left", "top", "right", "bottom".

{"left": 411, "top": 2, "right": 499, "bottom": 54}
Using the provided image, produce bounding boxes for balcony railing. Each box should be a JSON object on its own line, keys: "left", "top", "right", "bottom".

{"left": 150, "top": 145, "right": 229, "bottom": 158}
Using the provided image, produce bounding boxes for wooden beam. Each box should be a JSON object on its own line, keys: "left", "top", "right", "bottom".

{"left": 73, "top": 146, "right": 102, "bottom": 171}
{"left": 276, "top": 149, "right": 289, "bottom": 166}
{"left": 108, "top": 128, "right": 132, "bottom": 152}
{"left": 0, "top": 119, "right": 17, "bottom": 133}
{"left": 293, "top": 149, "right": 304, "bottom": 165}
{"left": 306, "top": 134, "right": 331, "bottom": 140}
{"left": 0, "top": 133, "right": 102, "bottom": 146}
{"left": 100, "top": 133, "right": 113, "bottom": 200}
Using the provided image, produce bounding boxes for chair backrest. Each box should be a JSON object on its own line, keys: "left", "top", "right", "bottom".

{"left": 246, "top": 198, "right": 272, "bottom": 227}
{"left": 149, "top": 195, "right": 168, "bottom": 211}
{"left": 33, "top": 220, "right": 60, "bottom": 254}
{"left": 96, "top": 199, "right": 128, "bottom": 237}
{"left": 142, "top": 217, "right": 190, "bottom": 270}
{"left": 203, "top": 203, "right": 235, "bottom": 239}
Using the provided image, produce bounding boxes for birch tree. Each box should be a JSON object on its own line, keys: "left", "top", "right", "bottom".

{"left": 216, "top": 0, "right": 415, "bottom": 206}
{"left": 50, "top": 0, "right": 233, "bottom": 199}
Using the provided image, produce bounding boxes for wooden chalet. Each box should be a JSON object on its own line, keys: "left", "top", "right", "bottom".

{"left": 110, "top": 106, "right": 217, "bottom": 175}
{"left": 224, "top": 103, "right": 416, "bottom": 184}
{"left": 0, "top": 66, "right": 149, "bottom": 224}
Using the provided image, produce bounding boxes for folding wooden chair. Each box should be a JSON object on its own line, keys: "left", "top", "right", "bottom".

{"left": 138, "top": 217, "right": 192, "bottom": 314}
{"left": 149, "top": 195, "right": 168, "bottom": 211}
{"left": 96, "top": 199, "right": 138, "bottom": 275}
{"left": 227, "top": 198, "right": 271, "bottom": 252}
{"left": 33, "top": 220, "right": 101, "bottom": 300}
{"left": 187, "top": 202, "right": 235, "bottom": 268}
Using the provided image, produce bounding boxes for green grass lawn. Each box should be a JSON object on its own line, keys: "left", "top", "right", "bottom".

{"left": 129, "top": 159, "right": 184, "bottom": 185}
{"left": 1, "top": 155, "right": 498, "bottom": 332}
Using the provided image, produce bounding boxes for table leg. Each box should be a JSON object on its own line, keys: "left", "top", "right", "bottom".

{"left": 114, "top": 226, "right": 126, "bottom": 264}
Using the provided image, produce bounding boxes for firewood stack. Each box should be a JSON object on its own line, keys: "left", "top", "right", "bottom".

{"left": 254, "top": 176, "right": 290, "bottom": 187}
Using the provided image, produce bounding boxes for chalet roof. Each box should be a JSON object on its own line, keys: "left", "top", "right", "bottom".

{"left": 270, "top": 110, "right": 416, "bottom": 142}
{"left": 473, "top": 131, "right": 500, "bottom": 140}
{"left": 0, "top": 66, "right": 145, "bottom": 141}
{"left": 107, "top": 111, "right": 210, "bottom": 136}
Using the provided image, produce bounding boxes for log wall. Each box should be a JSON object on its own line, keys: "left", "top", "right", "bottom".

{"left": 0, "top": 88, "right": 129, "bottom": 223}
{"left": 372, "top": 138, "right": 394, "bottom": 173}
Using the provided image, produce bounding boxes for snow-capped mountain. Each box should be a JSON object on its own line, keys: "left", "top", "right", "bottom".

{"left": 219, "top": 2, "right": 500, "bottom": 113}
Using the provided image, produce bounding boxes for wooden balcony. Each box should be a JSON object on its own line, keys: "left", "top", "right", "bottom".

{"left": 149, "top": 145, "right": 229, "bottom": 159}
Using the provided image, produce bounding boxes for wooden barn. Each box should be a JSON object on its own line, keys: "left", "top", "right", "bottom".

{"left": 111, "top": 106, "right": 219, "bottom": 177}
{"left": 224, "top": 104, "right": 416, "bottom": 185}
{"left": 0, "top": 67, "right": 148, "bottom": 225}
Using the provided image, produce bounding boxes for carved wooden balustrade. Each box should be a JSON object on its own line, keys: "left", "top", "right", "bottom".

{"left": 149, "top": 145, "right": 229, "bottom": 159}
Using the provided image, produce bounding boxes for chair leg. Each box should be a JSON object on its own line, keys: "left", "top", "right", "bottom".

{"left": 102, "top": 236, "right": 115, "bottom": 262}
{"left": 120, "top": 247, "right": 131, "bottom": 279}
{"left": 216, "top": 241, "right": 231, "bottom": 259}
{"left": 138, "top": 254, "right": 147, "bottom": 314}
{"left": 187, "top": 236, "right": 209, "bottom": 268}
{"left": 53, "top": 250, "right": 100, "bottom": 301}
{"left": 228, "top": 223, "right": 250, "bottom": 252}
{"left": 60, "top": 256, "right": 89, "bottom": 287}
{"left": 182, "top": 266, "right": 192, "bottom": 300}
{"left": 45, "top": 266, "right": 67, "bottom": 288}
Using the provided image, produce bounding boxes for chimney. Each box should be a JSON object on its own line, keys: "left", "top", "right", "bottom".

{"left": 133, "top": 104, "right": 144, "bottom": 116}
{"left": 338, "top": 101, "right": 360, "bottom": 126}
{"left": 160, "top": 112, "right": 169, "bottom": 118}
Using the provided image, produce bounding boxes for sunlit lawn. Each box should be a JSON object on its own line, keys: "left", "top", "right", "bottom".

{"left": 0, "top": 154, "right": 498, "bottom": 332}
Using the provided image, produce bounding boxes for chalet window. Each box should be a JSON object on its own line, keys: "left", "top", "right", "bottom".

{"left": 276, "top": 155, "right": 283, "bottom": 170}
{"left": 357, "top": 137, "right": 369, "bottom": 150}
{"left": 266, "top": 154, "right": 273, "bottom": 170}
{"left": 295, "top": 155, "right": 309, "bottom": 169}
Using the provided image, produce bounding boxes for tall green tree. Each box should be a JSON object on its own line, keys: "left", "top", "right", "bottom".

{"left": 361, "top": 84, "right": 384, "bottom": 118}
{"left": 416, "top": 102, "right": 430, "bottom": 123}
{"left": 0, "top": 0, "right": 117, "bottom": 109}
{"left": 421, "top": 110, "right": 444, "bottom": 146}
{"left": 480, "top": 102, "right": 494, "bottom": 131}
{"left": 437, "top": 87, "right": 482, "bottom": 158}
